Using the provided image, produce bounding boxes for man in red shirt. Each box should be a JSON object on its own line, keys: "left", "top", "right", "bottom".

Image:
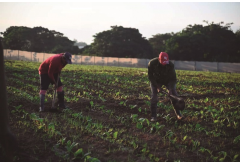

{"left": 38, "top": 52, "right": 72, "bottom": 112}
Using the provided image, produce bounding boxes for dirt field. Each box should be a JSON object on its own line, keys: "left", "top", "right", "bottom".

{"left": 1, "top": 60, "right": 240, "bottom": 162}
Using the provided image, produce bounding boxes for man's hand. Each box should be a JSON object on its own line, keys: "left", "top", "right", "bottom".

{"left": 157, "top": 86, "right": 163, "bottom": 93}
{"left": 54, "top": 82, "right": 57, "bottom": 90}
{"left": 52, "top": 80, "right": 57, "bottom": 90}
{"left": 168, "top": 89, "right": 173, "bottom": 96}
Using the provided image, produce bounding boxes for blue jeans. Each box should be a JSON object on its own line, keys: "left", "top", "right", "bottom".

{"left": 150, "top": 82, "right": 177, "bottom": 118}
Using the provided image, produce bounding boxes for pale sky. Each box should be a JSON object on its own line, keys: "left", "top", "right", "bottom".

{"left": 1, "top": 1, "right": 240, "bottom": 45}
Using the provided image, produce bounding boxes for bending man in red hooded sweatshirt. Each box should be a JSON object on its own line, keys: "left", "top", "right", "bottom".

{"left": 148, "top": 52, "right": 183, "bottom": 121}
{"left": 38, "top": 52, "right": 72, "bottom": 112}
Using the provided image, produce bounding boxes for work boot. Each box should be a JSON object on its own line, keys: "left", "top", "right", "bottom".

{"left": 151, "top": 117, "right": 157, "bottom": 122}
{"left": 150, "top": 103, "right": 157, "bottom": 122}
{"left": 39, "top": 94, "right": 45, "bottom": 112}
{"left": 57, "top": 91, "right": 66, "bottom": 109}
{"left": 173, "top": 109, "right": 184, "bottom": 120}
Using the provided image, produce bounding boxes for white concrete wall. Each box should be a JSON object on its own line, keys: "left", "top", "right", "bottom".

{"left": 196, "top": 61, "right": 218, "bottom": 72}
{"left": 118, "top": 58, "right": 132, "bottom": 67}
{"left": 132, "top": 58, "right": 148, "bottom": 68}
{"left": 19, "top": 50, "right": 32, "bottom": 61}
{"left": 174, "top": 61, "right": 196, "bottom": 71}
{"left": 3, "top": 49, "right": 240, "bottom": 73}
{"left": 107, "top": 57, "right": 118, "bottom": 66}
{"left": 218, "top": 62, "right": 240, "bottom": 73}
{"left": 95, "top": 56, "right": 107, "bottom": 66}
{"left": 81, "top": 56, "right": 94, "bottom": 65}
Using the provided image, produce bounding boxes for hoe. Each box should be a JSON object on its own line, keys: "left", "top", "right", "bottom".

{"left": 50, "top": 73, "right": 60, "bottom": 111}
{"left": 160, "top": 90, "right": 185, "bottom": 118}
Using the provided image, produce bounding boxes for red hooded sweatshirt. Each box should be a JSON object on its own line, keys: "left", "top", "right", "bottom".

{"left": 38, "top": 54, "right": 66, "bottom": 82}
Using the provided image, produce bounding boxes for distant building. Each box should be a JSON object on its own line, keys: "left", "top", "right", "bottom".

{"left": 78, "top": 46, "right": 85, "bottom": 49}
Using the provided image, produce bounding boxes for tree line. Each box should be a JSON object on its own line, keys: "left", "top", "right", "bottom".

{"left": 0, "top": 26, "right": 81, "bottom": 54}
{"left": 1, "top": 20, "right": 240, "bottom": 62}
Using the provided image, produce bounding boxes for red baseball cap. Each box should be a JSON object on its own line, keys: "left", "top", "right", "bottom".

{"left": 159, "top": 52, "right": 169, "bottom": 65}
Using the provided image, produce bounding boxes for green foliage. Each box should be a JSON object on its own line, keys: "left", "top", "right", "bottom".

{"left": 2, "top": 26, "right": 81, "bottom": 54}
{"left": 148, "top": 33, "right": 173, "bottom": 57}
{"left": 86, "top": 26, "right": 154, "bottom": 58}
{"left": 5, "top": 60, "right": 240, "bottom": 162}
{"left": 2, "top": 22, "right": 240, "bottom": 62}
{"left": 149, "top": 21, "right": 240, "bottom": 62}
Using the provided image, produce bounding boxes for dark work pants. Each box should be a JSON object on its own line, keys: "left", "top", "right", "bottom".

{"left": 40, "top": 73, "right": 63, "bottom": 90}
{"left": 150, "top": 82, "right": 177, "bottom": 118}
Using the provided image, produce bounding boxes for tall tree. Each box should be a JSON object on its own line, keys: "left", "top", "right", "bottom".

{"left": 2, "top": 26, "right": 81, "bottom": 54}
{"left": 29, "top": 27, "right": 55, "bottom": 52}
{"left": 2, "top": 26, "right": 32, "bottom": 50}
{"left": 148, "top": 33, "right": 173, "bottom": 57}
{"left": 89, "top": 26, "right": 153, "bottom": 58}
{"left": 234, "top": 28, "right": 240, "bottom": 62}
{"left": 164, "top": 21, "right": 239, "bottom": 62}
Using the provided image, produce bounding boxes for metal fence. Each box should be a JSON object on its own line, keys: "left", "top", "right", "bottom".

{"left": 3, "top": 49, "right": 240, "bottom": 73}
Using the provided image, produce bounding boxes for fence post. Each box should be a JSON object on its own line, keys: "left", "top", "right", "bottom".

{"left": 217, "top": 62, "right": 219, "bottom": 72}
